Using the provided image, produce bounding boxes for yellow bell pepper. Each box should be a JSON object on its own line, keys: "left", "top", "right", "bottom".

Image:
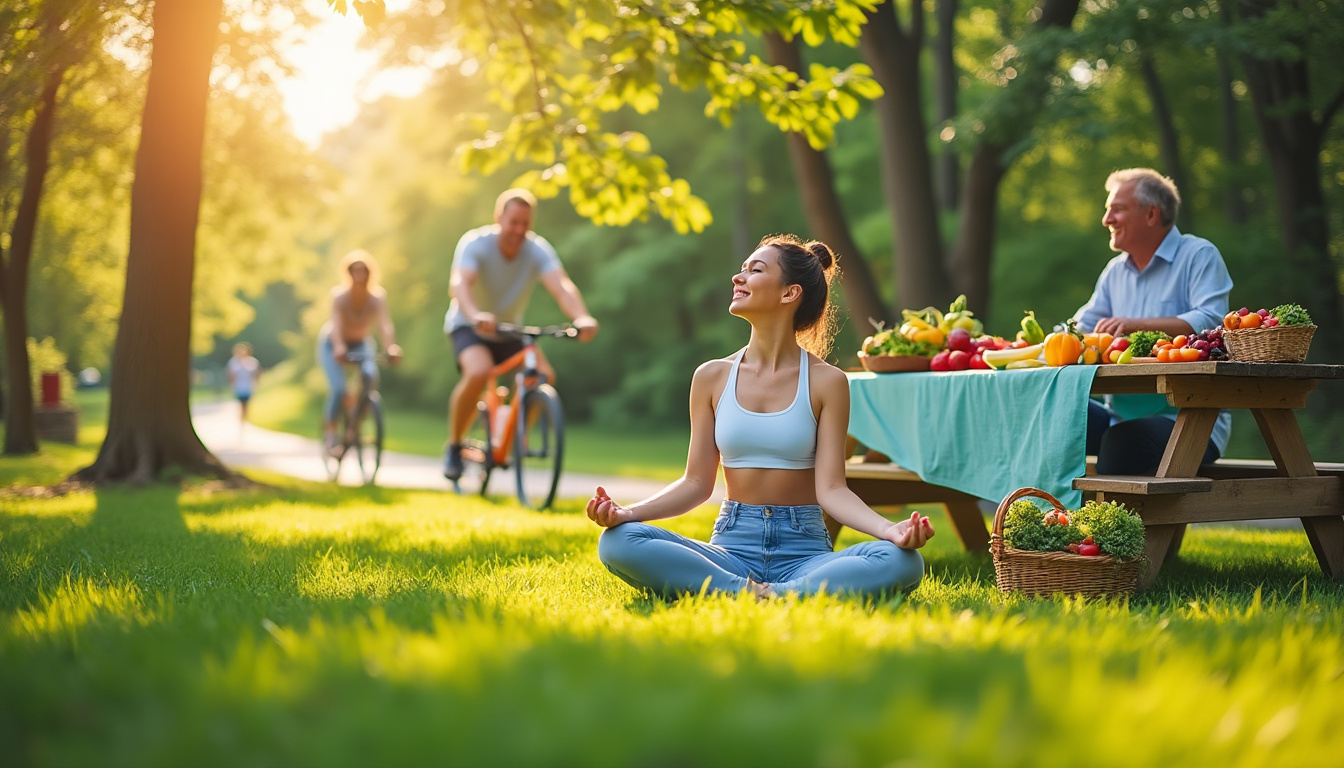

{"left": 912, "top": 327, "right": 945, "bottom": 346}
{"left": 1044, "top": 331, "right": 1084, "bottom": 366}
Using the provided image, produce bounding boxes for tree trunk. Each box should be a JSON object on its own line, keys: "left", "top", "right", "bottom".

{"left": 933, "top": 0, "right": 960, "bottom": 212}
{"left": 1240, "top": 49, "right": 1344, "bottom": 364}
{"left": 946, "top": 0, "right": 1081, "bottom": 317}
{"left": 859, "top": 0, "right": 953, "bottom": 312}
{"left": 763, "top": 33, "right": 891, "bottom": 335}
{"left": 1, "top": 67, "right": 64, "bottom": 455}
{"left": 1138, "top": 53, "right": 1192, "bottom": 228}
{"left": 1215, "top": 47, "right": 1247, "bottom": 224}
{"left": 947, "top": 143, "right": 1006, "bottom": 315}
{"left": 74, "top": 0, "right": 230, "bottom": 484}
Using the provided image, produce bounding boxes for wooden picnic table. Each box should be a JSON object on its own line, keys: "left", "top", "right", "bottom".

{"left": 1076, "top": 360, "right": 1344, "bottom": 587}
{"left": 844, "top": 361, "right": 1344, "bottom": 588}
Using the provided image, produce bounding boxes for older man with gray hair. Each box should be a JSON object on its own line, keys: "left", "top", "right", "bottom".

{"left": 1073, "top": 167, "right": 1234, "bottom": 475}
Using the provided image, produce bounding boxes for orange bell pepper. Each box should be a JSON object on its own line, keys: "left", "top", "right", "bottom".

{"left": 1082, "top": 332, "right": 1114, "bottom": 353}
{"left": 1044, "top": 331, "right": 1084, "bottom": 366}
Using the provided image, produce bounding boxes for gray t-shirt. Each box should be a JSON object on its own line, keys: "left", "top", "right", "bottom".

{"left": 443, "top": 225, "right": 562, "bottom": 337}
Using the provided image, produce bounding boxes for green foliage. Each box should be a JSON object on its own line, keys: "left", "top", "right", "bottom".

{"left": 1002, "top": 498, "right": 1080, "bottom": 552}
{"left": 1073, "top": 500, "right": 1146, "bottom": 560}
{"left": 341, "top": 0, "right": 883, "bottom": 232}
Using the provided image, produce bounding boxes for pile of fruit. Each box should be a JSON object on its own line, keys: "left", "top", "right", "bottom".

{"left": 861, "top": 301, "right": 1314, "bottom": 372}
{"left": 862, "top": 295, "right": 1014, "bottom": 371}
{"left": 1003, "top": 498, "right": 1145, "bottom": 559}
{"left": 1223, "top": 303, "right": 1312, "bottom": 330}
{"left": 1152, "top": 329, "right": 1228, "bottom": 362}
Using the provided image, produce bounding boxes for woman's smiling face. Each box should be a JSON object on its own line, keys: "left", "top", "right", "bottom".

{"left": 729, "top": 245, "right": 791, "bottom": 317}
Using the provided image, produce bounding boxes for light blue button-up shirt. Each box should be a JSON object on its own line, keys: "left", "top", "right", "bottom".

{"left": 1073, "top": 227, "right": 1234, "bottom": 453}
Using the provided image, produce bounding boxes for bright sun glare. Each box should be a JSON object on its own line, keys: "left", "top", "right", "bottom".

{"left": 277, "top": 0, "right": 428, "bottom": 147}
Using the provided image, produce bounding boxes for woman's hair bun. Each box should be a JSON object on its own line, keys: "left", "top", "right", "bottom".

{"left": 807, "top": 241, "right": 835, "bottom": 271}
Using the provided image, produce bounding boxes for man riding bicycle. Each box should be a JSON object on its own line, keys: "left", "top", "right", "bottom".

{"left": 320, "top": 250, "right": 402, "bottom": 455}
{"left": 442, "top": 188, "right": 599, "bottom": 480}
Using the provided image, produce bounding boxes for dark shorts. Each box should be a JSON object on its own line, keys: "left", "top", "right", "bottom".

{"left": 235, "top": 392, "right": 251, "bottom": 405}
{"left": 449, "top": 326, "right": 524, "bottom": 371}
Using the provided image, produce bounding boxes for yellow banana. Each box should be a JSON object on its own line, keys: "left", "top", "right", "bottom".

{"left": 982, "top": 343, "right": 1045, "bottom": 370}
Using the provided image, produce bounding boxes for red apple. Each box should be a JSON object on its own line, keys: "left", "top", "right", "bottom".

{"left": 969, "top": 351, "right": 991, "bottom": 370}
{"left": 1105, "top": 337, "right": 1131, "bottom": 364}
{"left": 930, "top": 350, "right": 952, "bottom": 372}
{"left": 947, "top": 328, "right": 973, "bottom": 353}
{"left": 947, "top": 350, "right": 971, "bottom": 371}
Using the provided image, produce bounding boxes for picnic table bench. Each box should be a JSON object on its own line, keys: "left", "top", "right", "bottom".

{"left": 843, "top": 360, "right": 1344, "bottom": 588}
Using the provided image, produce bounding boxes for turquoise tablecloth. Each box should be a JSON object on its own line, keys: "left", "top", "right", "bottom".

{"left": 847, "top": 366, "right": 1099, "bottom": 509}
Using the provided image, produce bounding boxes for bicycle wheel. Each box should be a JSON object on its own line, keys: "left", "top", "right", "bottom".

{"left": 347, "top": 405, "right": 366, "bottom": 482}
{"left": 362, "top": 392, "right": 385, "bottom": 484}
{"left": 514, "top": 384, "right": 564, "bottom": 510}
{"left": 321, "top": 413, "right": 344, "bottom": 482}
{"left": 459, "top": 401, "right": 494, "bottom": 496}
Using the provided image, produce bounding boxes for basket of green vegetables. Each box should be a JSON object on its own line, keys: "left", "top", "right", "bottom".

{"left": 991, "top": 488, "right": 1147, "bottom": 598}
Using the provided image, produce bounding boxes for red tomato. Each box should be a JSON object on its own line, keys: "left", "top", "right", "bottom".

{"left": 1078, "top": 544, "right": 1101, "bottom": 557}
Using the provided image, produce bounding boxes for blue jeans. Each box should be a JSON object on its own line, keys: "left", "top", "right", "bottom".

{"left": 597, "top": 501, "right": 925, "bottom": 599}
{"left": 1087, "top": 400, "right": 1220, "bottom": 475}
{"left": 318, "top": 336, "right": 378, "bottom": 423}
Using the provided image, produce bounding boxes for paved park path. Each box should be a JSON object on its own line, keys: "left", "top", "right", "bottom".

{"left": 191, "top": 400, "right": 710, "bottom": 504}
{"left": 191, "top": 401, "right": 1293, "bottom": 529}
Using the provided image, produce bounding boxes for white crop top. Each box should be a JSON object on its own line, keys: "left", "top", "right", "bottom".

{"left": 714, "top": 348, "right": 818, "bottom": 470}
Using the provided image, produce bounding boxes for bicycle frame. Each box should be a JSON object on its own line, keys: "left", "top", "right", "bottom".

{"left": 472, "top": 323, "right": 577, "bottom": 469}
{"left": 478, "top": 342, "right": 543, "bottom": 468}
{"left": 339, "top": 350, "right": 382, "bottom": 427}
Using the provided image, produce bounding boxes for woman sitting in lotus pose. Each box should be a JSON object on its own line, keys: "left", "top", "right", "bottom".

{"left": 587, "top": 234, "right": 933, "bottom": 599}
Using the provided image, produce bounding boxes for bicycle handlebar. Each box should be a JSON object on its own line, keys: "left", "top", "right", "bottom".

{"left": 493, "top": 322, "right": 580, "bottom": 339}
{"left": 342, "top": 349, "right": 391, "bottom": 364}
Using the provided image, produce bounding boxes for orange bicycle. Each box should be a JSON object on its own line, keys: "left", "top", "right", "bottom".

{"left": 456, "top": 322, "right": 578, "bottom": 510}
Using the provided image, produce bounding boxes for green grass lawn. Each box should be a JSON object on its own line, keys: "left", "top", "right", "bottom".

{"left": 3, "top": 440, "right": 1343, "bottom": 765}
{"left": 246, "top": 381, "right": 691, "bottom": 481}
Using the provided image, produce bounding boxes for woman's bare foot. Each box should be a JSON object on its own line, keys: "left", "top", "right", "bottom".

{"left": 748, "top": 579, "right": 776, "bottom": 601}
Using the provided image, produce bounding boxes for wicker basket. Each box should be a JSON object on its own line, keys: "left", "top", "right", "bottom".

{"left": 991, "top": 488, "right": 1143, "bottom": 599}
{"left": 1223, "top": 324, "right": 1315, "bottom": 363}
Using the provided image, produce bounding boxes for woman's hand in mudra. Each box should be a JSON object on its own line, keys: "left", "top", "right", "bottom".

{"left": 883, "top": 512, "right": 935, "bottom": 550}
{"left": 586, "top": 485, "right": 633, "bottom": 528}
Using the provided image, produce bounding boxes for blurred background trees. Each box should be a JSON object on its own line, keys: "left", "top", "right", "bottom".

{"left": 0, "top": 0, "right": 1341, "bottom": 469}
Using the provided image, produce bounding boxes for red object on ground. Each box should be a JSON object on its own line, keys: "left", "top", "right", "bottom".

{"left": 41, "top": 372, "right": 61, "bottom": 407}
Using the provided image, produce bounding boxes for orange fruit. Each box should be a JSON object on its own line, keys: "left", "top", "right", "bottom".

{"left": 1156, "top": 348, "right": 1170, "bottom": 362}
{"left": 1180, "top": 347, "right": 1201, "bottom": 362}
{"left": 1240, "top": 312, "right": 1263, "bottom": 328}
{"left": 1224, "top": 312, "right": 1241, "bottom": 330}
{"left": 1172, "top": 335, "right": 1188, "bottom": 348}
